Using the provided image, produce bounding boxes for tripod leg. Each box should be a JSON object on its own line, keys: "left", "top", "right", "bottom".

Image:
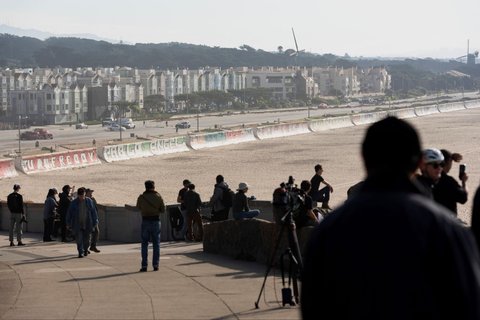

{"left": 288, "top": 249, "right": 300, "bottom": 304}
{"left": 254, "top": 224, "right": 285, "bottom": 308}
{"left": 287, "top": 223, "right": 303, "bottom": 270}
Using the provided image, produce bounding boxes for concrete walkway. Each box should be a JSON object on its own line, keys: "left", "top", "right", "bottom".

{"left": 0, "top": 232, "right": 301, "bottom": 319}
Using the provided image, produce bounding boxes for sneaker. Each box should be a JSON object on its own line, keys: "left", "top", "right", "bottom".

{"left": 78, "top": 253, "right": 83, "bottom": 258}
{"left": 84, "top": 251, "right": 89, "bottom": 256}
{"left": 17, "top": 242, "right": 25, "bottom": 246}
{"left": 90, "top": 247, "right": 100, "bottom": 253}
{"left": 10, "top": 241, "right": 14, "bottom": 247}
{"left": 139, "top": 267, "right": 147, "bottom": 272}
{"left": 153, "top": 266, "right": 159, "bottom": 271}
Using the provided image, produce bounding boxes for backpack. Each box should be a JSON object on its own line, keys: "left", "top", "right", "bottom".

{"left": 221, "top": 187, "right": 234, "bottom": 208}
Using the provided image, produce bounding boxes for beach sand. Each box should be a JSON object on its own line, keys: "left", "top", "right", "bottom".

{"left": 2, "top": 108, "right": 480, "bottom": 223}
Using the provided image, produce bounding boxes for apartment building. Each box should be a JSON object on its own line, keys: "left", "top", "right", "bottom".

{"left": 245, "top": 67, "right": 297, "bottom": 100}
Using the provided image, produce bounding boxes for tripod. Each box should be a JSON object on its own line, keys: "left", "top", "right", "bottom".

{"left": 254, "top": 210, "right": 303, "bottom": 308}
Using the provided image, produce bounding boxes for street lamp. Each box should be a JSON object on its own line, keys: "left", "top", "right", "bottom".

{"left": 17, "top": 115, "right": 28, "bottom": 153}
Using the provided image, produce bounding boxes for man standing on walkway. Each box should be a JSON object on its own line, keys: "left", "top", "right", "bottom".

{"left": 302, "top": 117, "right": 480, "bottom": 319}
{"left": 177, "top": 179, "right": 191, "bottom": 240}
{"left": 86, "top": 188, "right": 100, "bottom": 253}
{"left": 309, "top": 164, "right": 333, "bottom": 209}
{"left": 183, "top": 184, "right": 203, "bottom": 241}
{"left": 136, "top": 180, "right": 165, "bottom": 272}
{"left": 58, "top": 185, "right": 75, "bottom": 242}
{"left": 7, "top": 184, "right": 25, "bottom": 246}
{"left": 66, "top": 187, "right": 98, "bottom": 258}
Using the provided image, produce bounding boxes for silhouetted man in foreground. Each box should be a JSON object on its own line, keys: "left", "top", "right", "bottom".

{"left": 301, "top": 117, "right": 480, "bottom": 319}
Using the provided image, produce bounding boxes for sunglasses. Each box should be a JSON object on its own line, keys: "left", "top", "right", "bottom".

{"left": 428, "top": 162, "right": 444, "bottom": 169}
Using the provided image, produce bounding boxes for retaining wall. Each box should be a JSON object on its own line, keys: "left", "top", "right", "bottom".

{"left": 0, "top": 159, "right": 18, "bottom": 180}
{"left": 188, "top": 128, "right": 256, "bottom": 150}
{"left": 351, "top": 111, "right": 388, "bottom": 126}
{"left": 254, "top": 122, "right": 311, "bottom": 140}
{"left": 414, "top": 105, "right": 439, "bottom": 117}
{"left": 437, "top": 102, "right": 466, "bottom": 113}
{"left": 308, "top": 116, "right": 354, "bottom": 132}
{"left": 15, "top": 148, "right": 101, "bottom": 174}
{"left": 386, "top": 108, "right": 417, "bottom": 119}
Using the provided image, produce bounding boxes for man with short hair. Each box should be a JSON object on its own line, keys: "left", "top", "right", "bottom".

{"left": 183, "top": 184, "right": 203, "bottom": 241}
{"left": 136, "top": 180, "right": 165, "bottom": 272}
{"left": 66, "top": 187, "right": 98, "bottom": 258}
{"left": 177, "top": 179, "right": 191, "bottom": 239}
{"left": 309, "top": 164, "right": 333, "bottom": 209}
{"left": 302, "top": 117, "right": 480, "bottom": 319}
{"left": 210, "top": 175, "right": 231, "bottom": 221}
{"left": 58, "top": 184, "right": 75, "bottom": 242}
{"left": 7, "top": 184, "right": 25, "bottom": 246}
{"left": 86, "top": 188, "right": 100, "bottom": 253}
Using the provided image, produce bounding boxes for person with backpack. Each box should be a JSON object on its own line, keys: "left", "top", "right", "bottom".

{"left": 232, "top": 182, "right": 260, "bottom": 220}
{"left": 292, "top": 180, "right": 318, "bottom": 229}
{"left": 210, "top": 175, "right": 232, "bottom": 221}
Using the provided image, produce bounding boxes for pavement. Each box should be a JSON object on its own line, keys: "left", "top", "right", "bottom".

{"left": 0, "top": 232, "right": 301, "bottom": 320}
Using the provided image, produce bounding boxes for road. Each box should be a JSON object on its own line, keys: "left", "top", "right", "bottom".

{"left": 1, "top": 91, "right": 478, "bottom": 155}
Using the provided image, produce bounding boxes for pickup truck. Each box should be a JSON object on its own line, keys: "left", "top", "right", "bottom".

{"left": 20, "top": 128, "right": 53, "bottom": 140}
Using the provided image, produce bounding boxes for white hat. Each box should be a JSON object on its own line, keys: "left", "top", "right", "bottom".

{"left": 237, "top": 182, "right": 249, "bottom": 191}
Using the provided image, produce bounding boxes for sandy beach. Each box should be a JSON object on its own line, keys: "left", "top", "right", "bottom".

{"left": 2, "top": 108, "right": 480, "bottom": 223}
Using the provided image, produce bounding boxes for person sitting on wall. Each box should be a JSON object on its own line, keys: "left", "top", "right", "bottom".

{"left": 232, "top": 183, "right": 260, "bottom": 220}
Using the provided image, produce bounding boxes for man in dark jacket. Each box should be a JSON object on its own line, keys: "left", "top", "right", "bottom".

{"left": 7, "top": 184, "right": 25, "bottom": 246}
{"left": 66, "top": 187, "right": 98, "bottom": 258}
{"left": 301, "top": 117, "right": 480, "bottom": 320}
{"left": 58, "top": 185, "right": 75, "bottom": 242}
{"left": 136, "top": 180, "right": 165, "bottom": 272}
{"left": 183, "top": 184, "right": 203, "bottom": 241}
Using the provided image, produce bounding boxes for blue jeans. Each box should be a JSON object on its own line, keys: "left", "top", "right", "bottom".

{"left": 233, "top": 209, "right": 260, "bottom": 220}
{"left": 180, "top": 208, "right": 188, "bottom": 239}
{"left": 141, "top": 220, "right": 161, "bottom": 268}
{"left": 75, "top": 228, "right": 91, "bottom": 254}
{"left": 311, "top": 186, "right": 330, "bottom": 204}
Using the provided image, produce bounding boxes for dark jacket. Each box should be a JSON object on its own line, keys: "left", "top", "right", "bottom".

{"left": 302, "top": 175, "right": 480, "bottom": 320}
{"left": 66, "top": 197, "right": 98, "bottom": 233}
{"left": 232, "top": 191, "right": 249, "bottom": 214}
{"left": 7, "top": 192, "right": 24, "bottom": 214}
{"left": 210, "top": 181, "right": 229, "bottom": 212}
{"left": 184, "top": 190, "right": 202, "bottom": 215}
{"left": 58, "top": 192, "right": 73, "bottom": 215}
{"left": 434, "top": 172, "right": 468, "bottom": 215}
{"left": 43, "top": 196, "right": 58, "bottom": 220}
{"left": 136, "top": 190, "right": 165, "bottom": 220}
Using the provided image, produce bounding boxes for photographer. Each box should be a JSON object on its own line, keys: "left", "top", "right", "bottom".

{"left": 272, "top": 182, "right": 289, "bottom": 224}
{"left": 433, "top": 149, "right": 468, "bottom": 216}
{"left": 293, "top": 180, "right": 319, "bottom": 229}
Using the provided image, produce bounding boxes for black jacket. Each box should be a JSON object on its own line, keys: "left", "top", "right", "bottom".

{"left": 7, "top": 192, "right": 24, "bottom": 214}
{"left": 302, "top": 175, "right": 480, "bottom": 320}
{"left": 434, "top": 172, "right": 467, "bottom": 215}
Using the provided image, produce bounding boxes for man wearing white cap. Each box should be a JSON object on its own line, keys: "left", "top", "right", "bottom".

{"left": 231, "top": 182, "right": 260, "bottom": 220}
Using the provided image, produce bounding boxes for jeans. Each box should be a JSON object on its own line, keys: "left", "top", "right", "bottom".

{"left": 180, "top": 208, "right": 188, "bottom": 238}
{"left": 141, "top": 220, "right": 161, "bottom": 268}
{"left": 75, "top": 228, "right": 91, "bottom": 254}
{"left": 233, "top": 209, "right": 260, "bottom": 220}
{"left": 311, "top": 186, "right": 330, "bottom": 204}
{"left": 43, "top": 217, "right": 54, "bottom": 241}
{"left": 186, "top": 211, "right": 203, "bottom": 241}
{"left": 9, "top": 213, "right": 23, "bottom": 242}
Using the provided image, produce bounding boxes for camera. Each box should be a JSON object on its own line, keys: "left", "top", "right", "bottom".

{"left": 459, "top": 164, "right": 466, "bottom": 180}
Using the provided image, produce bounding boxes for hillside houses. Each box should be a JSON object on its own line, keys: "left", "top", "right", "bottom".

{"left": 0, "top": 65, "right": 390, "bottom": 125}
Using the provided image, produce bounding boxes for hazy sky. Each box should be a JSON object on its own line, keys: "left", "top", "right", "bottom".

{"left": 1, "top": 0, "right": 479, "bottom": 58}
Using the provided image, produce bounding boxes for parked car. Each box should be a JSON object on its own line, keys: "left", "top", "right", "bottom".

{"left": 75, "top": 122, "right": 88, "bottom": 129}
{"left": 20, "top": 128, "right": 53, "bottom": 140}
{"left": 175, "top": 121, "right": 191, "bottom": 129}
{"left": 107, "top": 123, "right": 126, "bottom": 131}
{"left": 102, "top": 118, "right": 114, "bottom": 127}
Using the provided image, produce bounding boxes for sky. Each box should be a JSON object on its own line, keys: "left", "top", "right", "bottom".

{"left": 1, "top": 0, "right": 479, "bottom": 59}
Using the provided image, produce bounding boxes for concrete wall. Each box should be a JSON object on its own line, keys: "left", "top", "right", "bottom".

{"left": 0, "top": 200, "right": 275, "bottom": 243}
